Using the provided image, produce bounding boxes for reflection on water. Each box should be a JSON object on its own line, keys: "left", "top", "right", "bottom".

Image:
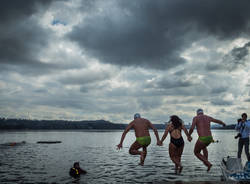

{"left": 0, "top": 130, "right": 246, "bottom": 183}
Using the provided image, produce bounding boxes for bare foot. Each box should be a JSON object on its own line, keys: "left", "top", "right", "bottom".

{"left": 139, "top": 151, "right": 146, "bottom": 166}
{"left": 207, "top": 164, "right": 212, "bottom": 172}
{"left": 175, "top": 166, "right": 178, "bottom": 174}
{"left": 179, "top": 166, "right": 183, "bottom": 174}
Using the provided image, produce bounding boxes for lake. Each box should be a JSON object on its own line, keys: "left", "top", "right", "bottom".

{"left": 0, "top": 129, "right": 245, "bottom": 183}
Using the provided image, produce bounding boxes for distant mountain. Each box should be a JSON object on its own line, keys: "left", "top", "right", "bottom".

{"left": 0, "top": 118, "right": 126, "bottom": 130}
{"left": 0, "top": 118, "right": 236, "bottom": 130}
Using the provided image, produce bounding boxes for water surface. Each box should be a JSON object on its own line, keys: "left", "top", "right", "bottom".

{"left": 0, "top": 130, "right": 245, "bottom": 183}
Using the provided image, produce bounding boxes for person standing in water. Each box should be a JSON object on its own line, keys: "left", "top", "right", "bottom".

{"left": 117, "top": 113, "right": 161, "bottom": 166}
{"left": 189, "top": 109, "right": 226, "bottom": 172}
{"left": 235, "top": 113, "right": 250, "bottom": 161}
{"left": 160, "top": 115, "right": 192, "bottom": 174}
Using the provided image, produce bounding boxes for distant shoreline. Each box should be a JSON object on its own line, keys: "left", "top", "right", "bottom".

{"left": 0, "top": 118, "right": 236, "bottom": 130}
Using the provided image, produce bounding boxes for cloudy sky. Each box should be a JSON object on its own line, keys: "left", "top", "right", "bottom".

{"left": 1, "top": 0, "right": 250, "bottom": 124}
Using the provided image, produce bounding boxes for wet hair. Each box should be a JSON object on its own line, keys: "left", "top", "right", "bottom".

{"left": 73, "top": 162, "right": 79, "bottom": 168}
{"left": 242, "top": 113, "right": 247, "bottom": 118}
{"left": 170, "top": 115, "right": 183, "bottom": 129}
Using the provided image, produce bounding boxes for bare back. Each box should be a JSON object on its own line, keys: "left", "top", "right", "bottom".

{"left": 168, "top": 124, "right": 182, "bottom": 139}
{"left": 132, "top": 118, "right": 151, "bottom": 137}
{"left": 192, "top": 114, "right": 213, "bottom": 137}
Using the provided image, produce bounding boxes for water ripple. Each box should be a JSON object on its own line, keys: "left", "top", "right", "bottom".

{"left": 0, "top": 130, "right": 243, "bottom": 183}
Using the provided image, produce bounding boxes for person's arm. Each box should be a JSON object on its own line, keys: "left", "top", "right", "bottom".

{"left": 188, "top": 117, "right": 196, "bottom": 136}
{"left": 148, "top": 121, "right": 161, "bottom": 145}
{"left": 182, "top": 123, "right": 192, "bottom": 142}
{"left": 210, "top": 117, "right": 226, "bottom": 127}
{"left": 79, "top": 168, "right": 87, "bottom": 174}
{"left": 160, "top": 124, "right": 170, "bottom": 143}
{"left": 117, "top": 122, "right": 133, "bottom": 149}
{"left": 235, "top": 122, "right": 241, "bottom": 130}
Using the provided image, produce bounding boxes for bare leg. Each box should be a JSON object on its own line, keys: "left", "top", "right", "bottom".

{"left": 129, "top": 141, "right": 144, "bottom": 165}
{"left": 177, "top": 145, "right": 184, "bottom": 174}
{"left": 194, "top": 140, "right": 212, "bottom": 172}
{"left": 140, "top": 146, "right": 147, "bottom": 166}
{"left": 169, "top": 143, "right": 182, "bottom": 173}
{"left": 203, "top": 147, "right": 208, "bottom": 160}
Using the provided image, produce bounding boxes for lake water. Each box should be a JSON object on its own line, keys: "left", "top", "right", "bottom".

{"left": 0, "top": 129, "right": 245, "bottom": 183}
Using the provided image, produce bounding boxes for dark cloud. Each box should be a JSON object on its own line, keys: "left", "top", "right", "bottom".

{"left": 0, "top": 0, "right": 51, "bottom": 23}
{"left": 68, "top": 0, "right": 250, "bottom": 69}
{"left": 0, "top": 0, "right": 54, "bottom": 73}
{"left": 146, "top": 74, "right": 195, "bottom": 90}
{"left": 222, "top": 42, "right": 250, "bottom": 71}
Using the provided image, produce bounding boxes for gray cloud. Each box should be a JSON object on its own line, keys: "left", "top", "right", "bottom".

{"left": 68, "top": 0, "right": 250, "bottom": 69}
{"left": 59, "top": 70, "right": 111, "bottom": 85}
{"left": 1, "top": 0, "right": 249, "bottom": 124}
{"left": 210, "top": 99, "right": 233, "bottom": 106}
{"left": 245, "top": 98, "right": 250, "bottom": 102}
{"left": 210, "top": 86, "right": 228, "bottom": 94}
{"left": 222, "top": 42, "right": 250, "bottom": 71}
{"left": 0, "top": 0, "right": 54, "bottom": 73}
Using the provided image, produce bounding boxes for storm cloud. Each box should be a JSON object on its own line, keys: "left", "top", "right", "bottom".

{"left": 0, "top": 0, "right": 54, "bottom": 72}
{"left": 68, "top": 0, "right": 250, "bottom": 69}
{"left": 1, "top": 0, "right": 250, "bottom": 124}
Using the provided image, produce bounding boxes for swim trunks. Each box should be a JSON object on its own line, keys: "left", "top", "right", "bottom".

{"left": 199, "top": 136, "right": 213, "bottom": 146}
{"left": 136, "top": 136, "right": 151, "bottom": 146}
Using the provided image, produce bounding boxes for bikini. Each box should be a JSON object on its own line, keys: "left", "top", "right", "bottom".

{"left": 170, "top": 129, "right": 184, "bottom": 148}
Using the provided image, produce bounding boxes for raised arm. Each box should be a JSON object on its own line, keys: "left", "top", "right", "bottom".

{"left": 148, "top": 121, "right": 161, "bottom": 145}
{"left": 117, "top": 122, "right": 133, "bottom": 149}
{"left": 182, "top": 123, "right": 192, "bottom": 142}
{"left": 235, "top": 120, "right": 241, "bottom": 130}
{"left": 210, "top": 117, "right": 226, "bottom": 127}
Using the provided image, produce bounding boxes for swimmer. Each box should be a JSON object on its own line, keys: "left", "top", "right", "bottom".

{"left": 69, "top": 162, "right": 87, "bottom": 178}
{"left": 117, "top": 113, "right": 161, "bottom": 166}
{"left": 160, "top": 115, "right": 192, "bottom": 174}
{"left": 188, "top": 109, "right": 226, "bottom": 172}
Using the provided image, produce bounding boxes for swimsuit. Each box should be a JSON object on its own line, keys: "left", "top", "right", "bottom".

{"left": 170, "top": 136, "right": 184, "bottom": 148}
{"left": 199, "top": 136, "right": 213, "bottom": 146}
{"left": 170, "top": 128, "right": 184, "bottom": 148}
{"left": 136, "top": 136, "right": 151, "bottom": 146}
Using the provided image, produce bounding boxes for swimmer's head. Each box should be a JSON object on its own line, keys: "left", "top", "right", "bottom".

{"left": 73, "top": 162, "right": 80, "bottom": 168}
{"left": 196, "top": 108, "right": 203, "bottom": 115}
{"left": 134, "top": 113, "right": 141, "bottom": 119}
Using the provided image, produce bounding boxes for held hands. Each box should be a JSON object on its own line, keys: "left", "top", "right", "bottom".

{"left": 187, "top": 136, "right": 192, "bottom": 142}
{"left": 157, "top": 140, "right": 163, "bottom": 146}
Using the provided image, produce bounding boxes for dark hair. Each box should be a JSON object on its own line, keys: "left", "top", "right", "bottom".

{"left": 170, "top": 115, "right": 182, "bottom": 129}
{"left": 73, "top": 162, "right": 79, "bottom": 167}
{"left": 242, "top": 113, "right": 247, "bottom": 118}
{"left": 237, "top": 118, "right": 242, "bottom": 123}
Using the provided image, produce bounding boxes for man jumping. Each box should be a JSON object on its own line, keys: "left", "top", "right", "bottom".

{"left": 117, "top": 113, "right": 161, "bottom": 166}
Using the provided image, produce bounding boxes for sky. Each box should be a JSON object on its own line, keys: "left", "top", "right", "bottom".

{"left": 0, "top": 0, "right": 250, "bottom": 124}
